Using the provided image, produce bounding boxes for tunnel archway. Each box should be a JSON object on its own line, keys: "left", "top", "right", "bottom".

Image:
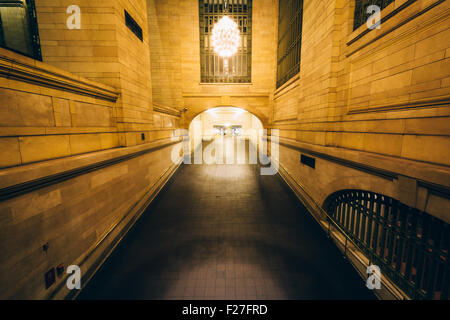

{"left": 180, "top": 102, "right": 269, "bottom": 129}
{"left": 188, "top": 106, "right": 264, "bottom": 139}
{"left": 186, "top": 107, "right": 265, "bottom": 165}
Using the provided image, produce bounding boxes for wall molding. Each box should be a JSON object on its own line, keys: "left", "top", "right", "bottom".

{"left": 347, "top": 96, "right": 450, "bottom": 115}
{"left": 276, "top": 138, "right": 450, "bottom": 198}
{"left": 0, "top": 139, "right": 181, "bottom": 202}
{"left": 278, "top": 139, "right": 397, "bottom": 181}
{"left": 182, "top": 92, "right": 270, "bottom": 98}
{"left": 347, "top": 0, "right": 417, "bottom": 47}
{"left": 0, "top": 52, "right": 119, "bottom": 102}
{"left": 273, "top": 74, "right": 300, "bottom": 100}
{"left": 346, "top": 0, "right": 446, "bottom": 57}
{"left": 153, "top": 103, "right": 182, "bottom": 117}
{"left": 273, "top": 117, "right": 299, "bottom": 123}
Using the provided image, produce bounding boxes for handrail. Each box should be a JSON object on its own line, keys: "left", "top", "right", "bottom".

{"left": 0, "top": 139, "right": 181, "bottom": 201}
{"left": 277, "top": 163, "right": 411, "bottom": 299}
{"left": 278, "top": 163, "right": 365, "bottom": 255}
{"left": 325, "top": 190, "right": 449, "bottom": 300}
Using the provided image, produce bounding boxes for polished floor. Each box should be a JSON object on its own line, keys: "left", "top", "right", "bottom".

{"left": 78, "top": 140, "right": 376, "bottom": 300}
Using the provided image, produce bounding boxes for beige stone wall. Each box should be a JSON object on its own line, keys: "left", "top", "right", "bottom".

{"left": 0, "top": 0, "right": 182, "bottom": 299}
{"left": 114, "top": 0, "right": 154, "bottom": 146}
{"left": 0, "top": 49, "right": 120, "bottom": 168}
{"left": 0, "top": 141, "right": 180, "bottom": 299}
{"left": 1, "top": 0, "right": 449, "bottom": 300}
{"left": 0, "top": 0, "right": 181, "bottom": 168}
{"left": 0, "top": 50, "right": 180, "bottom": 299}
{"left": 37, "top": 0, "right": 120, "bottom": 87}
{"left": 336, "top": 0, "right": 450, "bottom": 165}
{"left": 273, "top": 0, "right": 450, "bottom": 221}
{"left": 147, "top": 0, "right": 184, "bottom": 113}
{"left": 147, "top": 0, "right": 278, "bottom": 127}
{"left": 36, "top": 0, "right": 157, "bottom": 147}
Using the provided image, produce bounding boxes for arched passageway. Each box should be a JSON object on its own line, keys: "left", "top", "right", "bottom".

{"left": 78, "top": 109, "right": 375, "bottom": 300}
{"left": 187, "top": 107, "right": 263, "bottom": 165}
{"left": 189, "top": 106, "right": 263, "bottom": 135}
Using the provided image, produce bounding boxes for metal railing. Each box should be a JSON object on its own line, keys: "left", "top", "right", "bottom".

{"left": 325, "top": 190, "right": 449, "bottom": 299}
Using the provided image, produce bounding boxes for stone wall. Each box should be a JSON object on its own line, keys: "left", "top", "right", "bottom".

{"left": 0, "top": 0, "right": 449, "bottom": 300}
{"left": 147, "top": 0, "right": 278, "bottom": 127}
{"left": 36, "top": 0, "right": 157, "bottom": 147}
{"left": 0, "top": 49, "right": 119, "bottom": 167}
{"left": 0, "top": 0, "right": 182, "bottom": 299}
{"left": 272, "top": 0, "right": 450, "bottom": 223}
{"left": 37, "top": 0, "right": 120, "bottom": 87}
{"left": 0, "top": 140, "right": 180, "bottom": 299}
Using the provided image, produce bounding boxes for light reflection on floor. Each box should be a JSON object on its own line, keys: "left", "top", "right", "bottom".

{"left": 78, "top": 140, "right": 375, "bottom": 300}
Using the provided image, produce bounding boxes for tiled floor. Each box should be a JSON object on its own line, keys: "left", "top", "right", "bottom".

{"left": 78, "top": 140, "right": 375, "bottom": 300}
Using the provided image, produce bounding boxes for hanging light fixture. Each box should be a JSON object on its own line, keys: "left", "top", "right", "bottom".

{"left": 211, "top": 16, "right": 240, "bottom": 58}
{"left": 211, "top": 1, "right": 240, "bottom": 74}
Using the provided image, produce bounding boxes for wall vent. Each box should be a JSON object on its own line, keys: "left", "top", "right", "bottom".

{"left": 125, "top": 10, "right": 143, "bottom": 41}
{"left": 300, "top": 154, "right": 315, "bottom": 169}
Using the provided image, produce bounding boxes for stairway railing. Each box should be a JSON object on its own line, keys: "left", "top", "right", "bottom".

{"left": 325, "top": 190, "right": 449, "bottom": 300}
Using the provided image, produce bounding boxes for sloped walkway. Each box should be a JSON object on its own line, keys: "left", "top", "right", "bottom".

{"left": 79, "top": 143, "right": 375, "bottom": 300}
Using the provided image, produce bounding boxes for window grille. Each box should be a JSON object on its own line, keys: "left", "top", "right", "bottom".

{"left": 199, "top": 0, "right": 252, "bottom": 83}
{"left": 0, "top": 0, "right": 41, "bottom": 60}
{"left": 276, "top": 0, "right": 303, "bottom": 88}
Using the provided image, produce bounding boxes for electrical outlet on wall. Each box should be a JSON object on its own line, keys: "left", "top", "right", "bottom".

{"left": 44, "top": 268, "right": 55, "bottom": 289}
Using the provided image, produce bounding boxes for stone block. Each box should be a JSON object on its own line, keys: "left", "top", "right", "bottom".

{"left": 0, "top": 138, "right": 21, "bottom": 167}
{"left": 69, "top": 134, "right": 102, "bottom": 155}
{"left": 19, "top": 135, "right": 71, "bottom": 164}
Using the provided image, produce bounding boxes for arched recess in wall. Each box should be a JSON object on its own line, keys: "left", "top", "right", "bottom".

{"left": 319, "top": 175, "right": 398, "bottom": 207}
{"left": 187, "top": 107, "right": 264, "bottom": 157}
{"left": 319, "top": 173, "right": 450, "bottom": 224}
{"left": 188, "top": 106, "right": 264, "bottom": 138}
{"left": 181, "top": 104, "right": 269, "bottom": 129}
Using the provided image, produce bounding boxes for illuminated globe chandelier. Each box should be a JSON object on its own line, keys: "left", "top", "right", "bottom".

{"left": 211, "top": 16, "right": 240, "bottom": 58}
{"left": 211, "top": 0, "right": 240, "bottom": 73}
